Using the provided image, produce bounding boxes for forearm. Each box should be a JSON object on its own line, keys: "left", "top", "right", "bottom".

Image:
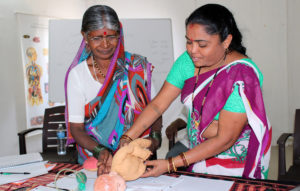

{"left": 70, "top": 123, "right": 99, "bottom": 151}
{"left": 126, "top": 82, "right": 181, "bottom": 140}
{"left": 170, "top": 111, "right": 247, "bottom": 170}
{"left": 126, "top": 100, "right": 165, "bottom": 139}
{"left": 157, "top": 135, "right": 235, "bottom": 174}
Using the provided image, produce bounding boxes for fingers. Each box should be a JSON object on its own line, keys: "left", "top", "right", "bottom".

{"left": 141, "top": 165, "right": 159, "bottom": 177}
{"left": 141, "top": 169, "right": 154, "bottom": 177}
{"left": 119, "top": 139, "right": 130, "bottom": 148}
{"left": 141, "top": 160, "right": 168, "bottom": 177}
{"left": 104, "top": 154, "right": 113, "bottom": 174}
{"left": 97, "top": 150, "right": 113, "bottom": 176}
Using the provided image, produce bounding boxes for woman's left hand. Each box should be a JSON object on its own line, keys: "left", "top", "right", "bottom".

{"left": 141, "top": 159, "right": 168, "bottom": 177}
{"left": 97, "top": 149, "right": 113, "bottom": 176}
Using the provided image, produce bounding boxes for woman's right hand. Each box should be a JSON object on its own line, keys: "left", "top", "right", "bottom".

{"left": 97, "top": 149, "right": 113, "bottom": 176}
{"left": 141, "top": 159, "right": 168, "bottom": 177}
{"left": 118, "top": 138, "right": 131, "bottom": 148}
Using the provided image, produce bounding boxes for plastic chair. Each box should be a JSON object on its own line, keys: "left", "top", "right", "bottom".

{"left": 18, "top": 105, "right": 78, "bottom": 163}
{"left": 277, "top": 109, "right": 300, "bottom": 183}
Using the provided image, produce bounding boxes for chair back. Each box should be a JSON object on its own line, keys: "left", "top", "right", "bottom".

{"left": 293, "top": 109, "right": 300, "bottom": 165}
{"left": 42, "top": 105, "right": 70, "bottom": 152}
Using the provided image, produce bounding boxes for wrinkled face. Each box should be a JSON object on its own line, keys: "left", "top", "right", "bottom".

{"left": 186, "top": 23, "right": 228, "bottom": 69}
{"left": 85, "top": 27, "right": 119, "bottom": 61}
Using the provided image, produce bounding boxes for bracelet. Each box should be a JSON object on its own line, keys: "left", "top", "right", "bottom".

{"left": 150, "top": 131, "right": 162, "bottom": 148}
{"left": 182, "top": 152, "right": 190, "bottom": 166}
{"left": 167, "top": 159, "right": 170, "bottom": 173}
{"left": 180, "top": 152, "right": 190, "bottom": 167}
{"left": 168, "top": 158, "right": 173, "bottom": 173}
{"left": 168, "top": 157, "right": 177, "bottom": 172}
{"left": 171, "top": 157, "right": 177, "bottom": 172}
{"left": 120, "top": 134, "right": 133, "bottom": 143}
{"left": 92, "top": 144, "right": 107, "bottom": 159}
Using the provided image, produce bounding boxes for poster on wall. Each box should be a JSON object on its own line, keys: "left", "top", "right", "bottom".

{"left": 16, "top": 13, "right": 60, "bottom": 129}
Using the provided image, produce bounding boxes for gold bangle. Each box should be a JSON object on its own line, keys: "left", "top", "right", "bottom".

{"left": 171, "top": 157, "right": 177, "bottom": 172}
{"left": 168, "top": 158, "right": 173, "bottom": 172}
{"left": 182, "top": 152, "right": 190, "bottom": 166}
{"left": 179, "top": 153, "right": 187, "bottom": 167}
{"left": 167, "top": 159, "right": 170, "bottom": 173}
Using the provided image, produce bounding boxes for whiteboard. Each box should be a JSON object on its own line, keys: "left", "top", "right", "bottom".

{"left": 49, "top": 19, "right": 174, "bottom": 102}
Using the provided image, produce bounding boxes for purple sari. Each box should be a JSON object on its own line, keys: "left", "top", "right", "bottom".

{"left": 181, "top": 60, "right": 272, "bottom": 179}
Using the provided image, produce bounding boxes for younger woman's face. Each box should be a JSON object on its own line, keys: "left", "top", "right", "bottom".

{"left": 186, "top": 23, "right": 228, "bottom": 70}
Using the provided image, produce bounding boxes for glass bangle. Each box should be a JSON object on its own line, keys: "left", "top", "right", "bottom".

{"left": 92, "top": 145, "right": 107, "bottom": 159}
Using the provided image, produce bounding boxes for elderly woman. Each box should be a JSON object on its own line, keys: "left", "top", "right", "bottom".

{"left": 123, "top": 4, "right": 271, "bottom": 179}
{"left": 64, "top": 5, "right": 162, "bottom": 175}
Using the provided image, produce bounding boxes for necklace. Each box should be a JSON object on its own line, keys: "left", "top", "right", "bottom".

{"left": 191, "top": 54, "right": 226, "bottom": 128}
{"left": 92, "top": 56, "right": 106, "bottom": 78}
{"left": 92, "top": 56, "right": 100, "bottom": 82}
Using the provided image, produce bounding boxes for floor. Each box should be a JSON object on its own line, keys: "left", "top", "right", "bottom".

{"left": 157, "top": 137, "right": 293, "bottom": 181}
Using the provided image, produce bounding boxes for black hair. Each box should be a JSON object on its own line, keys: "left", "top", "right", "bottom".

{"left": 81, "top": 5, "right": 120, "bottom": 34}
{"left": 185, "top": 4, "right": 246, "bottom": 54}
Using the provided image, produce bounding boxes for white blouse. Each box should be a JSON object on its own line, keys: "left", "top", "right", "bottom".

{"left": 67, "top": 60, "right": 156, "bottom": 123}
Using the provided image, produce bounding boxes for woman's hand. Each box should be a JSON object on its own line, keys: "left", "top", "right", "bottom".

{"left": 97, "top": 149, "right": 113, "bottom": 176}
{"left": 119, "top": 137, "right": 131, "bottom": 148}
{"left": 141, "top": 159, "right": 168, "bottom": 177}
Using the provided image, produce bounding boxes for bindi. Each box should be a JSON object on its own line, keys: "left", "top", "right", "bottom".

{"left": 188, "top": 23, "right": 195, "bottom": 30}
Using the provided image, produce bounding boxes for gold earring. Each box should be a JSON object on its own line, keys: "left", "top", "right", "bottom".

{"left": 225, "top": 48, "right": 229, "bottom": 55}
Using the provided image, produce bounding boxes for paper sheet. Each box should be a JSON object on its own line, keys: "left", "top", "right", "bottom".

{"left": 0, "top": 153, "right": 43, "bottom": 169}
{"left": 126, "top": 175, "right": 182, "bottom": 191}
{"left": 169, "top": 175, "right": 234, "bottom": 191}
{"left": 47, "top": 169, "right": 97, "bottom": 191}
{"left": 45, "top": 170, "right": 234, "bottom": 191}
{"left": 48, "top": 171, "right": 181, "bottom": 191}
{"left": 0, "top": 161, "right": 48, "bottom": 185}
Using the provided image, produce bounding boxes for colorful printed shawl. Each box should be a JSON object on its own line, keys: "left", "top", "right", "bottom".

{"left": 181, "top": 60, "right": 272, "bottom": 179}
{"left": 64, "top": 23, "right": 152, "bottom": 162}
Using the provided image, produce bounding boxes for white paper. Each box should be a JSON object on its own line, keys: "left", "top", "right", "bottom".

{"left": 0, "top": 153, "right": 43, "bottom": 169}
{"left": 47, "top": 169, "right": 97, "bottom": 191}
{"left": 0, "top": 161, "right": 48, "bottom": 185}
{"left": 126, "top": 175, "right": 182, "bottom": 191}
{"left": 47, "top": 171, "right": 180, "bottom": 191}
{"left": 31, "top": 186, "right": 57, "bottom": 191}
{"left": 46, "top": 171, "right": 234, "bottom": 191}
{"left": 167, "top": 175, "right": 234, "bottom": 191}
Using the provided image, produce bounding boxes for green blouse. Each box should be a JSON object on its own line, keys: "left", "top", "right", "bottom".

{"left": 166, "top": 51, "right": 263, "bottom": 120}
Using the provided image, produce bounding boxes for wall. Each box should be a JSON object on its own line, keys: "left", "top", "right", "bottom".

{"left": 0, "top": 0, "right": 195, "bottom": 156}
{"left": 0, "top": 0, "right": 298, "bottom": 157}
{"left": 287, "top": 0, "right": 300, "bottom": 137}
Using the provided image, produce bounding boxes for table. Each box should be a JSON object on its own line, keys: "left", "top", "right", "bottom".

{"left": 169, "top": 171, "right": 298, "bottom": 191}
{"left": 0, "top": 163, "right": 297, "bottom": 191}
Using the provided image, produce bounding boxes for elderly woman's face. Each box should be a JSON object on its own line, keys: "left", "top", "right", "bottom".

{"left": 87, "top": 27, "right": 119, "bottom": 61}
{"left": 186, "top": 23, "right": 228, "bottom": 70}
